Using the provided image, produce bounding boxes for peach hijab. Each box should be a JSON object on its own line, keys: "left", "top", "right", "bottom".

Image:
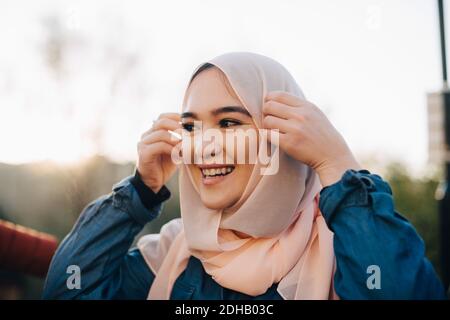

{"left": 137, "top": 52, "right": 336, "bottom": 300}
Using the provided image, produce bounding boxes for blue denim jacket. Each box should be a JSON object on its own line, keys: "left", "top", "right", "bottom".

{"left": 42, "top": 169, "right": 447, "bottom": 299}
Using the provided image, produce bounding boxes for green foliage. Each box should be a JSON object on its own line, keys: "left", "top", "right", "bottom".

{"left": 383, "top": 163, "right": 441, "bottom": 276}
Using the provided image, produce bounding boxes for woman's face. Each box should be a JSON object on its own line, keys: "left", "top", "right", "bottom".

{"left": 182, "top": 67, "right": 257, "bottom": 210}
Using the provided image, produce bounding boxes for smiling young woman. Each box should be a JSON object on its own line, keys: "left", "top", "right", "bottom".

{"left": 43, "top": 52, "right": 446, "bottom": 300}
{"left": 181, "top": 65, "right": 257, "bottom": 210}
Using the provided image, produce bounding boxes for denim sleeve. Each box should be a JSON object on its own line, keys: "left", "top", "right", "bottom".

{"left": 319, "top": 169, "right": 447, "bottom": 300}
{"left": 42, "top": 175, "right": 169, "bottom": 300}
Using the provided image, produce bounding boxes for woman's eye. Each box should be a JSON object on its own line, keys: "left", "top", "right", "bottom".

{"left": 182, "top": 123, "right": 195, "bottom": 132}
{"left": 219, "top": 119, "right": 242, "bottom": 128}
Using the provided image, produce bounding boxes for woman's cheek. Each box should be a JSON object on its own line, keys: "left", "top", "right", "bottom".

{"left": 181, "top": 135, "right": 196, "bottom": 164}
{"left": 234, "top": 164, "right": 254, "bottom": 188}
{"left": 226, "top": 128, "right": 258, "bottom": 165}
{"left": 187, "top": 164, "right": 199, "bottom": 180}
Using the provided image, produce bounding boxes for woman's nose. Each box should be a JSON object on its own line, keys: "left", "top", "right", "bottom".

{"left": 194, "top": 133, "right": 224, "bottom": 163}
{"left": 203, "top": 138, "right": 223, "bottom": 161}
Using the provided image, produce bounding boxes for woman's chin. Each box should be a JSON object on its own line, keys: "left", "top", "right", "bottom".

{"left": 200, "top": 192, "right": 237, "bottom": 210}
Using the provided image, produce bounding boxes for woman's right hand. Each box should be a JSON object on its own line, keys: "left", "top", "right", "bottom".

{"left": 136, "top": 113, "right": 182, "bottom": 193}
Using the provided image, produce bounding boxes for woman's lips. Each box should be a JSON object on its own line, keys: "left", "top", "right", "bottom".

{"left": 202, "top": 174, "right": 227, "bottom": 186}
{"left": 198, "top": 165, "right": 235, "bottom": 186}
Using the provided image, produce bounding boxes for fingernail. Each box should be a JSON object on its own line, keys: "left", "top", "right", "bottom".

{"left": 169, "top": 130, "right": 182, "bottom": 140}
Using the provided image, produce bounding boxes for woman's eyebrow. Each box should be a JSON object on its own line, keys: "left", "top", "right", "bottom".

{"left": 181, "top": 106, "right": 251, "bottom": 119}
{"left": 211, "top": 106, "right": 251, "bottom": 117}
{"left": 181, "top": 112, "right": 197, "bottom": 119}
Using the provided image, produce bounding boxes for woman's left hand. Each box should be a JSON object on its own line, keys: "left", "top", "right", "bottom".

{"left": 262, "top": 91, "right": 362, "bottom": 187}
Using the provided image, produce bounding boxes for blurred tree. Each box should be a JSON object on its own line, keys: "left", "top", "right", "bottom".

{"left": 384, "top": 163, "right": 441, "bottom": 276}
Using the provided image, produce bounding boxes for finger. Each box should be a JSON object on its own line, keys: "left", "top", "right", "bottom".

{"left": 140, "top": 141, "right": 176, "bottom": 158}
{"left": 263, "top": 130, "right": 289, "bottom": 152}
{"left": 158, "top": 112, "right": 181, "bottom": 121}
{"left": 140, "top": 118, "right": 181, "bottom": 139}
{"left": 262, "top": 100, "right": 299, "bottom": 120}
{"left": 264, "top": 129, "right": 284, "bottom": 147}
{"left": 168, "top": 127, "right": 183, "bottom": 140}
{"left": 278, "top": 133, "right": 297, "bottom": 154}
{"left": 141, "top": 130, "right": 181, "bottom": 146}
{"left": 265, "top": 91, "right": 306, "bottom": 107}
{"left": 140, "top": 114, "right": 181, "bottom": 138}
{"left": 153, "top": 118, "right": 181, "bottom": 131}
{"left": 262, "top": 115, "right": 298, "bottom": 134}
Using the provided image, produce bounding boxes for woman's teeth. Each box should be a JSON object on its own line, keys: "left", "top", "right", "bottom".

{"left": 201, "top": 167, "right": 234, "bottom": 177}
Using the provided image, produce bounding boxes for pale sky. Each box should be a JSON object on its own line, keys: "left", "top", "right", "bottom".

{"left": 0, "top": 0, "right": 449, "bottom": 174}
